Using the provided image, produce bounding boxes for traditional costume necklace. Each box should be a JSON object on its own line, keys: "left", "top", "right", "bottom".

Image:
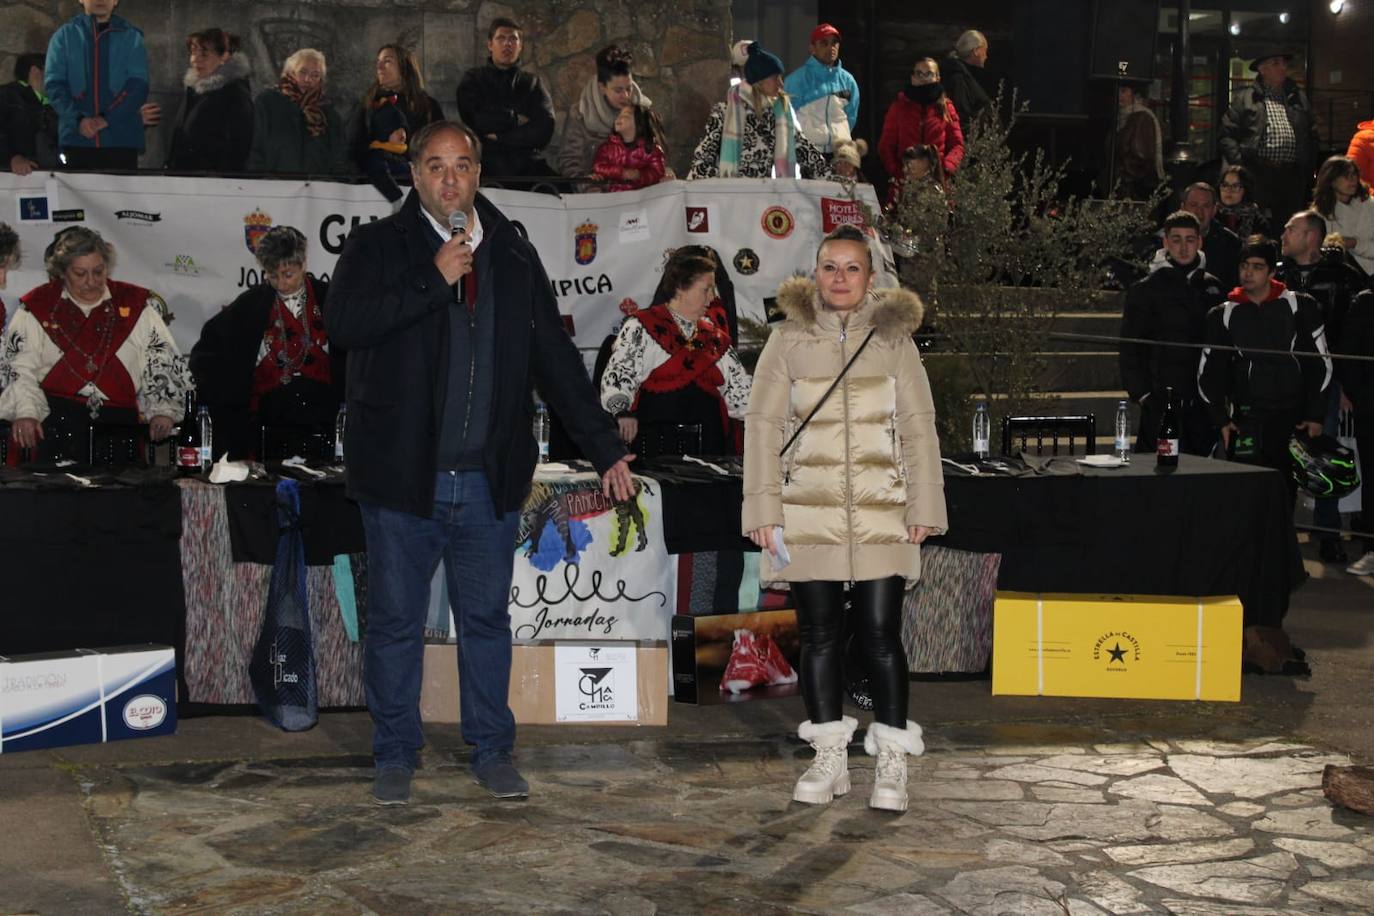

{"left": 48, "top": 295, "right": 120, "bottom": 379}
{"left": 267, "top": 287, "right": 313, "bottom": 386}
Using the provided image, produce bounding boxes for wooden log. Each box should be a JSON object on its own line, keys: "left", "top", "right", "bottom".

{"left": 1322, "top": 765, "right": 1374, "bottom": 816}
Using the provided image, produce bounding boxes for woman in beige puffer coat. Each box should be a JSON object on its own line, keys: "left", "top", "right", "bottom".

{"left": 743, "top": 225, "right": 947, "bottom": 812}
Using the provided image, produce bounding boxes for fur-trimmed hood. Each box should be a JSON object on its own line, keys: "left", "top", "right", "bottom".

{"left": 775, "top": 275, "right": 925, "bottom": 339}
{"left": 183, "top": 53, "right": 251, "bottom": 94}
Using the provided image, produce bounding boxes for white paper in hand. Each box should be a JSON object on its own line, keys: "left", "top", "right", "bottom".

{"left": 770, "top": 525, "right": 791, "bottom": 570}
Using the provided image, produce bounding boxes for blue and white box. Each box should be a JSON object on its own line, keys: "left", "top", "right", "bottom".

{"left": 0, "top": 644, "right": 177, "bottom": 753}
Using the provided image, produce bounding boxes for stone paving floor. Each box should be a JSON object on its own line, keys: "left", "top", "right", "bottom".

{"left": 61, "top": 717, "right": 1374, "bottom": 915}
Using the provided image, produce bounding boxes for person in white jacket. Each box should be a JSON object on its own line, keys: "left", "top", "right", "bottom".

{"left": 784, "top": 23, "right": 859, "bottom": 155}
{"left": 1312, "top": 155, "right": 1374, "bottom": 277}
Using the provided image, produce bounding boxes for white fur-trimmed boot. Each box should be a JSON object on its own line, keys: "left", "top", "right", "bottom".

{"left": 793, "top": 716, "right": 858, "bottom": 804}
{"left": 864, "top": 720, "right": 925, "bottom": 812}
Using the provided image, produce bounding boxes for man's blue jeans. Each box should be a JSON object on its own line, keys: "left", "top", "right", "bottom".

{"left": 359, "top": 471, "right": 519, "bottom": 771}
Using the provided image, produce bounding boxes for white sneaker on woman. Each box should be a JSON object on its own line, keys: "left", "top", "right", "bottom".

{"left": 1347, "top": 552, "right": 1374, "bottom": 577}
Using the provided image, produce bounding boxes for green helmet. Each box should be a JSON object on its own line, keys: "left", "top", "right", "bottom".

{"left": 1288, "top": 432, "right": 1360, "bottom": 499}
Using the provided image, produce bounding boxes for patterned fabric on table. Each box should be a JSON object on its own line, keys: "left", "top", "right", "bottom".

{"left": 901, "top": 544, "right": 1000, "bottom": 673}
{"left": 179, "top": 480, "right": 364, "bottom": 705}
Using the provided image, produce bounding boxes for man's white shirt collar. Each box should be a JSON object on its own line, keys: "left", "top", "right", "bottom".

{"left": 421, "top": 205, "right": 484, "bottom": 251}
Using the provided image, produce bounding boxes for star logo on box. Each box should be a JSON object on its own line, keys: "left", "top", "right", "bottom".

{"left": 733, "top": 248, "right": 760, "bottom": 275}
{"left": 760, "top": 205, "right": 794, "bottom": 240}
{"left": 1093, "top": 631, "right": 1140, "bottom": 668}
{"left": 821, "top": 197, "right": 867, "bottom": 232}
{"left": 685, "top": 206, "right": 710, "bottom": 233}
{"left": 574, "top": 221, "right": 599, "bottom": 265}
{"left": 243, "top": 208, "right": 273, "bottom": 254}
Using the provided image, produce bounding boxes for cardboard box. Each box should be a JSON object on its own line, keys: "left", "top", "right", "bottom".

{"left": 420, "top": 642, "right": 668, "bottom": 726}
{"left": 1, "top": 645, "right": 177, "bottom": 752}
{"left": 991, "top": 593, "right": 1242, "bottom": 702}
{"left": 672, "top": 608, "right": 800, "bottom": 704}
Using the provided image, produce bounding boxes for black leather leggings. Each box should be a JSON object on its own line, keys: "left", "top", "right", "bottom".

{"left": 792, "top": 577, "right": 908, "bottom": 728}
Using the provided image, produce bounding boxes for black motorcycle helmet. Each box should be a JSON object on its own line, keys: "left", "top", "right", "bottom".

{"left": 1288, "top": 432, "right": 1360, "bottom": 499}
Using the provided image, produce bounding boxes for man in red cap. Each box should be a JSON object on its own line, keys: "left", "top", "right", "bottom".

{"left": 786, "top": 22, "right": 860, "bottom": 157}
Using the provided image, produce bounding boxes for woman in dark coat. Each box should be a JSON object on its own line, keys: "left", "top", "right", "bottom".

{"left": 347, "top": 45, "right": 443, "bottom": 183}
{"left": 166, "top": 29, "right": 254, "bottom": 172}
{"left": 190, "top": 226, "right": 344, "bottom": 461}
{"left": 245, "top": 48, "right": 346, "bottom": 175}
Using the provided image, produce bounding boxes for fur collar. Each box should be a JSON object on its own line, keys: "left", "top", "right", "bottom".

{"left": 183, "top": 54, "right": 251, "bottom": 94}
{"left": 775, "top": 276, "right": 924, "bottom": 340}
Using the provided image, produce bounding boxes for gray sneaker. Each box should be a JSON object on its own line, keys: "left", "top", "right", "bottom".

{"left": 1347, "top": 552, "right": 1374, "bottom": 577}
{"left": 472, "top": 753, "right": 529, "bottom": 798}
{"left": 372, "top": 765, "right": 412, "bottom": 806}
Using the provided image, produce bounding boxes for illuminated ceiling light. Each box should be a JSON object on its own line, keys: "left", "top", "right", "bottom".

{"left": 1279, "top": 11, "right": 1290, "bottom": 23}
{"left": 1229, "top": 21, "right": 1242, "bottom": 35}
{"left": 1330, "top": 0, "right": 1344, "bottom": 13}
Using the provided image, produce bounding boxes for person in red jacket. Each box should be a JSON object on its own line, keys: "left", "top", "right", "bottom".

{"left": 591, "top": 103, "right": 666, "bottom": 192}
{"left": 879, "top": 57, "right": 964, "bottom": 192}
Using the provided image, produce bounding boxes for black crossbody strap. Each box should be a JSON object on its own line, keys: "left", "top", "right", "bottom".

{"left": 779, "top": 328, "right": 877, "bottom": 457}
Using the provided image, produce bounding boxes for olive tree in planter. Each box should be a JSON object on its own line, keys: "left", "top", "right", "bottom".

{"left": 881, "top": 92, "right": 1158, "bottom": 449}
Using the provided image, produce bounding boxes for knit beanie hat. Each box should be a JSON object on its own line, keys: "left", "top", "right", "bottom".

{"left": 743, "top": 42, "right": 785, "bottom": 85}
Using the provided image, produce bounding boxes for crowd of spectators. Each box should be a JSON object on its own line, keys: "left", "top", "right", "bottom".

{"left": 3, "top": 6, "right": 1374, "bottom": 590}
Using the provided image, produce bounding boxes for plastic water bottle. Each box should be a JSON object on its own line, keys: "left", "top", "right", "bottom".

{"left": 334, "top": 403, "right": 347, "bottom": 463}
{"left": 972, "top": 402, "right": 990, "bottom": 459}
{"left": 533, "top": 400, "right": 550, "bottom": 463}
{"left": 196, "top": 404, "right": 213, "bottom": 470}
{"left": 1114, "top": 399, "right": 1132, "bottom": 462}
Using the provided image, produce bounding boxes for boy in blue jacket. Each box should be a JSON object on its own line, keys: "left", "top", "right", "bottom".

{"left": 785, "top": 23, "right": 860, "bottom": 156}
{"left": 44, "top": 0, "right": 149, "bottom": 170}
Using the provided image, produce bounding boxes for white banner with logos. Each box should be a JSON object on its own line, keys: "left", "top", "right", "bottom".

{"left": 507, "top": 470, "right": 677, "bottom": 643}
{"left": 2, "top": 172, "right": 892, "bottom": 356}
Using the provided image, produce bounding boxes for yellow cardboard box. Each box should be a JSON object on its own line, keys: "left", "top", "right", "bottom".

{"left": 992, "top": 593, "right": 1242, "bottom": 702}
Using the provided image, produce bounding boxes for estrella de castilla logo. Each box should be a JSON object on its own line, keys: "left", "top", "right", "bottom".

{"left": 1092, "top": 630, "right": 1141, "bottom": 668}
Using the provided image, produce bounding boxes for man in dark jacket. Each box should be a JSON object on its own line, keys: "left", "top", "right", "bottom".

{"left": 454, "top": 18, "right": 557, "bottom": 184}
{"left": 1338, "top": 288, "right": 1374, "bottom": 575}
{"left": 943, "top": 30, "right": 991, "bottom": 127}
{"left": 1279, "top": 209, "right": 1368, "bottom": 564}
{"left": 326, "top": 120, "right": 633, "bottom": 807}
{"left": 1, "top": 53, "right": 59, "bottom": 174}
{"left": 1199, "top": 236, "right": 1329, "bottom": 476}
{"left": 1120, "top": 211, "right": 1224, "bottom": 454}
{"left": 1219, "top": 50, "right": 1319, "bottom": 230}
{"left": 1181, "top": 182, "right": 1242, "bottom": 291}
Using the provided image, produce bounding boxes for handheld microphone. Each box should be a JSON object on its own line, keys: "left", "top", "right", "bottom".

{"left": 448, "top": 210, "right": 468, "bottom": 305}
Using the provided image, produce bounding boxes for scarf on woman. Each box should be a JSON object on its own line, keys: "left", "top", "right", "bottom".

{"left": 280, "top": 76, "right": 327, "bottom": 138}
{"left": 718, "top": 82, "right": 797, "bottom": 178}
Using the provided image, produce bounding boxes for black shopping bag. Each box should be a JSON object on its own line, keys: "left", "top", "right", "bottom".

{"left": 249, "top": 478, "right": 318, "bottom": 730}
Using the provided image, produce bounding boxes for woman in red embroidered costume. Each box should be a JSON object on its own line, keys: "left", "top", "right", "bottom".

{"left": 599, "top": 250, "right": 751, "bottom": 456}
{"left": 0, "top": 226, "right": 186, "bottom": 463}
{"left": 190, "top": 226, "right": 343, "bottom": 460}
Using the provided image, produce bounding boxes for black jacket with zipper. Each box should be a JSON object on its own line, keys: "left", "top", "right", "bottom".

{"left": 325, "top": 189, "right": 625, "bottom": 517}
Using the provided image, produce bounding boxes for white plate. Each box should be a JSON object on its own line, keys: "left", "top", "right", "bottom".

{"left": 1076, "top": 455, "right": 1127, "bottom": 468}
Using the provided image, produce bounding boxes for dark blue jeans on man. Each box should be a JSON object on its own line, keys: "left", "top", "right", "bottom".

{"left": 360, "top": 470, "right": 519, "bottom": 772}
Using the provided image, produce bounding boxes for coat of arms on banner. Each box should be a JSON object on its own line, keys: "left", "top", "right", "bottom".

{"left": 244, "top": 209, "right": 273, "bottom": 254}
{"left": 574, "top": 221, "right": 598, "bottom": 265}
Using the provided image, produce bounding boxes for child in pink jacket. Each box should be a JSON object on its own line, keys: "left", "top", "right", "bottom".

{"left": 592, "top": 104, "right": 667, "bottom": 191}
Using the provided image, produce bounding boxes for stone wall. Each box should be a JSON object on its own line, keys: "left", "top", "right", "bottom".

{"left": 1, "top": 0, "right": 732, "bottom": 175}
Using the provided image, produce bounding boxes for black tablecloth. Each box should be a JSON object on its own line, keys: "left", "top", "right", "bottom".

{"left": 936, "top": 454, "right": 1301, "bottom": 627}
{"left": 0, "top": 468, "right": 187, "bottom": 695}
